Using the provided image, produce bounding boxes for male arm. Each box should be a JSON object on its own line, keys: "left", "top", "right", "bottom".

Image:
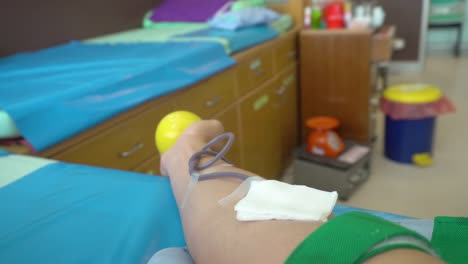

{"left": 161, "top": 120, "right": 443, "bottom": 264}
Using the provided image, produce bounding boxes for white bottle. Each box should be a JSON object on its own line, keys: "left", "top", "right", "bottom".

{"left": 372, "top": 6, "right": 386, "bottom": 28}
{"left": 352, "top": 4, "right": 371, "bottom": 29}
{"left": 304, "top": 6, "right": 312, "bottom": 29}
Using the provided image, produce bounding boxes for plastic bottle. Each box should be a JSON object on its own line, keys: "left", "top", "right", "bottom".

{"left": 325, "top": 0, "right": 345, "bottom": 29}
{"left": 311, "top": 0, "right": 322, "bottom": 29}
{"left": 372, "top": 6, "right": 386, "bottom": 28}
{"left": 304, "top": 6, "right": 312, "bottom": 29}
{"left": 344, "top": 1, "right": 352, "bottom": 28}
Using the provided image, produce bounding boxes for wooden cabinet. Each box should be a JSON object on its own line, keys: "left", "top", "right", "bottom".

{"left": 299, "top": 30, "right": 374, "bottom": 143}
{"left": 133, "top": 155, "right": 160, "bottom": 175}
{"left": 275, "top": 65, "right": 298, "bottom": 168}
{"left": 54, "top": 101, "right": 174, "bottom": 170}
{"left": 273, "top": 35, "right": 298, "bottom": 72}
{"left": 174, "top": 69, "right": 237, "bottom": 119}
{"left": 239, "top": 79, "right": 282, "bottom": 179}
{"left": 236, "top": 50, "right": 274, "bottom": 96}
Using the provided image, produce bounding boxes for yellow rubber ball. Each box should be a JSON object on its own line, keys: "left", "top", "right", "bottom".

{"left": 155, "top": 111, "right": 201, "bottom": 154}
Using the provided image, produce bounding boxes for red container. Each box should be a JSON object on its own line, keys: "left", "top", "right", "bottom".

{"left": 306, "top": 117, "right": 345, "bottom": 158}
{"left": 325, "top": 2, "right": 345, "bottom": 29}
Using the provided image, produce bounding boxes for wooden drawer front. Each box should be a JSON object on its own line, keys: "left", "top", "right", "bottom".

{"left": 276, "top": 65, "right": 298, "bottom": 166}
{"left": 54, "top": 102, "right": 173, "bottom": 170}
{"left": 239, "top": 80, "right": 282, "bottom": 179}
{"left": 237, "top": 51, "right": 274, "bottom": 96}
{"left": 274, "top": 36, "right": 297, "bottom": 72}
{"left": 133, "top": 155, "right": 160, "bottom": 175}
{"left": 175, "top": 69, "right": 236, "bottom": 119}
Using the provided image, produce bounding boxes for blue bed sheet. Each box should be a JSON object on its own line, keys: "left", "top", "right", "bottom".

{"left": 0, "top": 163, "right": 185, "bottom": 264}
{"left": 0, "top": 149, "right": 9, "bottom": 156}
{"left": 177, "top": 25, "right": 278, "bottom": 53}
{"left": 0, "top": 42, "right": 235, "bottom": 151}
{"left": 333, "top": 205, "right": 411, "bottom": 221}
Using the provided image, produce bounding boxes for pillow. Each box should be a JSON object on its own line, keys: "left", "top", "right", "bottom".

{"left": 143, "top": 10, "right": 209, "bottom": 30}
{"left": 209, "top": 7, "right": 280, "bottom": 30}
{"left": 150, "top": 0, "right": 231, "bottom": 23}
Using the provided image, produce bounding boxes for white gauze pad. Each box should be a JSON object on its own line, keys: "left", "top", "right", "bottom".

{"left": 234, "top": 180, "right": 338, "bottom": 222}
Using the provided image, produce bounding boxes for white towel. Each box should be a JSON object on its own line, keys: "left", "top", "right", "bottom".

{"left": 234, "top": 180, "right": 338, "bottom": 222}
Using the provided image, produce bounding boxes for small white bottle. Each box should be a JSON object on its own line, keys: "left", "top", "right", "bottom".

{"left": 372, "top": 6, "right": 386, "bottom": 28}
{"left": 304, "top": 6, "right": 312, "bottom": 29}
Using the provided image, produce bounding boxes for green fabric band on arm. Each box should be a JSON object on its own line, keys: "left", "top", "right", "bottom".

{"left": 286, "top": 212, "right": 435, "bottom": 264}
{"left": 431, "top": 216, "right": 468, "bottom": 264}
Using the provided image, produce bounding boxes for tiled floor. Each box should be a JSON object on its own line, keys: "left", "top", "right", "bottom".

{"left": 338, "top": 52, "right": 468, "bottom": 218}
{"left": 284, "top": 52, "right": 468, "bottom": 218}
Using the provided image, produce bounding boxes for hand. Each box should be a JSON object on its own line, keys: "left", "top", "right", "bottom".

{"left": 160, "top": 120, "right": 224, "bottom": 177}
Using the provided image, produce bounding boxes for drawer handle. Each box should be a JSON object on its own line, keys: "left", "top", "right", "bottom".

{"left": 276, "top": 86, "right": 287, "bottom": 96}
{"left": 119, "top": 143, "right": 144, "bottom": 158}
{"left": 288, "top": 51, "right": 297, "bottom": 58}
{"left": 250, "top": 59, "right": 262, "bottom": 70}
{"left": 205, "top": 96, "right": 222, "bottom": 107}
{"left": 253, "top": 68, "right": 265, "bottom": 78}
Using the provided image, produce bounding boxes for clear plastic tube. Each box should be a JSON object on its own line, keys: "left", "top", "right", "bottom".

{"left": 181, "top": 133, "right": 254, "bottom": 209}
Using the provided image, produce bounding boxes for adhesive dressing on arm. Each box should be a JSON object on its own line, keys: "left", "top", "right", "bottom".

{"left": 183, "top": 133, "right": 337, "bottom": 222}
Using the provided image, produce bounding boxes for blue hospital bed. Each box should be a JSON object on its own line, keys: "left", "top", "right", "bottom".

{"left": 0, "top": 154, "right": 185, "bottom": 264}
{"left": 0, "top": 41, "right": 234, "bottom": 151}
{"left": 0, "top": 25, "right": 280, "bottom": 150}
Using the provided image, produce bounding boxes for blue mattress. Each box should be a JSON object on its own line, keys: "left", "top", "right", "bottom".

{"left": 0, "top": 162, "right": 185, "bottom": 264}
{"left": 0, "top": 41, "right": 234, "bottom": 151}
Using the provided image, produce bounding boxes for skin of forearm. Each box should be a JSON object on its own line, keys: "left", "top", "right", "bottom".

{"left": 169, "top": 158, "right": 443, "bottom": 264}
{"left": 163, "top": 142, "right": 323, "bottom": 264}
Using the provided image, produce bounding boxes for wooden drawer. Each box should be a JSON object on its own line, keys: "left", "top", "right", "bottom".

{"left": 276, "top": 65, "right": 298, "bottom": 167}
{"left": 133, "top": 155, "right": 160, "bottom": 175}
{"left": 54, "top": 102, "right": 174, "bottom": 170}
{"left": 175, "top": 69, "right": 236, "bottom": 119}
{"left": 274, "top": 35, "right": 297, "bottom": 72}
{"left": 236, "top": 50, "right": 274, "bottom": 96}
{"left": 239, "top": 79, "right": 282, "bottom": 179}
